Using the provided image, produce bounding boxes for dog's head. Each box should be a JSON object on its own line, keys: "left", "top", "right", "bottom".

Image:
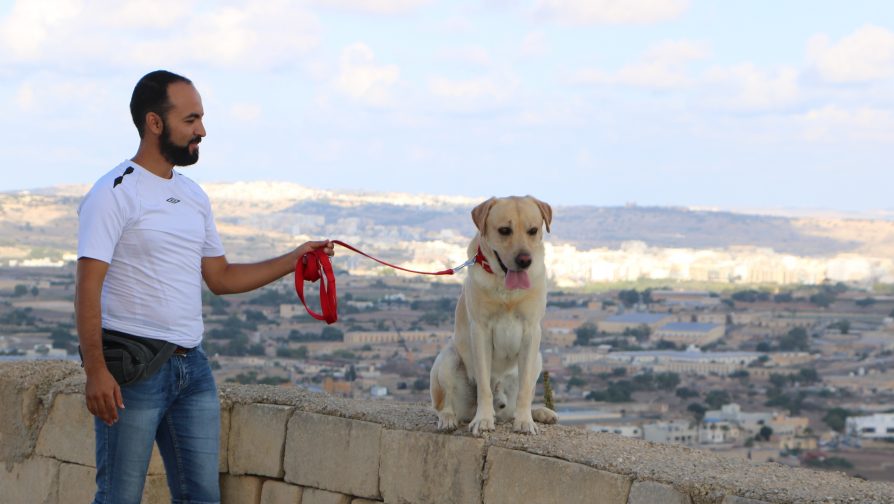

{"left": 471, "top": 195, "right": 552, "bottom": 290}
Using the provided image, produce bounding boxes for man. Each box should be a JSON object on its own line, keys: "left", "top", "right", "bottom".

{"left": 76, "top": 70, "right": 333, "bottom": 504}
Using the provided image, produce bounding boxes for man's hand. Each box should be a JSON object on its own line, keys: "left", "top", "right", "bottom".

{"left": 85, "top": 366, "right": 124, "bottom": 425}
{"left": 297, "top": 240, "right": 334, "bottom": 260}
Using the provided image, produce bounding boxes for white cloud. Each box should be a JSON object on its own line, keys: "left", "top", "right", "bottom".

{"left": 807, "top": 25, "right": 894, "bottom": 83}
{"left": 533, "top": 0, "right": 689, "bottom": 25}
{"left": 335, "top": 43, "right": 400, "bottom": 107}
{"left": 0, "top": 0, "right": 320, "bottom": 70}
{"left": 703, "top": 64, "right": 800, "bottom": 111}
{"left": 310, "top": 0, "right": 432, "bottom": 14}
{"left": 520, "top": 31, "right": 548, "bottom": 58}
{"left": 429, "top": 74, "right": 517, "bottom": 105}
{"left": 801, "top": 105, "right": 894, "bottom": 143}
{"left": 15, "top": 82, "right": 34, "bottom": 111}
{"left": 574, "top": 39, "right": 708, "bottom": 89}
{"left": 436, "top": 45, "right": 492, "bottom": 66}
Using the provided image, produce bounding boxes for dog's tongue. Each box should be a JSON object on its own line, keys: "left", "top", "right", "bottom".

{"left": 504, "top": 270, "right": 530, "bottom": 290}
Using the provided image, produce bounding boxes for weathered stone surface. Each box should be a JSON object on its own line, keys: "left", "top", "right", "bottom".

{"left": 59, "top": 463, "right": 95, "bottom": 504}
{"left": 220, "top": 404, "right": 231, "bottom": 473}
{"left": 380, "top": 430, "right": 485, "bottom": 504}
{"left": 483, "top": 446, "right": 631, "bottom": 504}
{"left": 36, "top": 393, "right": 94, "bottom": 465}
{"left": 143, "top": 474, "right": 172, "bottom": 503}
{"left": 34, "top": 392, "right": 166, "bottom": 474}
{"left": 351, "top": 500, "right": 384, "bottom": 504}
{"left": 228, "top": 403, "right": 293, "bottom": 477}
{"left": 721, "top": 497, "right": 769, "bottom": 504}
{"left": 0, "top": 361, "right": 80, "bottom": 463}
{"left": 628, "top": 481, "right": 691, "bottom": 504}
{"left": 284, "top": 411, "right": 381, "bottom": 499}
{"left": 260, "top": 479, "right": 302, "bottom": 504}
{"left": 301, "top": 487, "right": 352, "bottom": 504}
{"left": 0, "top": 456, "right": 60, "bottom": 504}
{"left": 220, "top": 474, "right": 264, "bottom": 504}
{"left": 56, "top": 462, "right": 170, "bottom": 504}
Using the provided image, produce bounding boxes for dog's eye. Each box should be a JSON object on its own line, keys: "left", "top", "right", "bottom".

{"left": 527, "top": 227, "right": 538, "bottom": 236}
{"left": 498, "top": 227, "right": 512, "bottom": 236}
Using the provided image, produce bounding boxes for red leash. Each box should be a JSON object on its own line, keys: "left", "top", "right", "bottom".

{"left": 295, "top": 240, "right": 478, "bottom": 324}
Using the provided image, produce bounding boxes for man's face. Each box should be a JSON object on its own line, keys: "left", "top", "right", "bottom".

{"left": 159, "top": 81, "right": 205, "bottom": 167}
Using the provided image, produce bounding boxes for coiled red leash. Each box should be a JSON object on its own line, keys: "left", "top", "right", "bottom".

{"left": 295, "top": 240, "right": 478, "bottom": 324}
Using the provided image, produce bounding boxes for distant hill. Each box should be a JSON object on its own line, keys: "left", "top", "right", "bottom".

{"left": 3, "top": 182, "right": 894, "bottom": 264}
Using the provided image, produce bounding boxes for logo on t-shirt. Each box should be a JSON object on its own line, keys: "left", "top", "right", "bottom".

{"left": 166, "top": 197, "right": 181, "bottom": 204}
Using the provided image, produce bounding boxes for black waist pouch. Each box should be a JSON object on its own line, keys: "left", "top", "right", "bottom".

{"left": 79, "top": 329, "right": 178, "bottom": 386}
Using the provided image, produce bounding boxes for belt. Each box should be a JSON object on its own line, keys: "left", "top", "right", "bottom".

{"left": 173, "top": 346, "right": 194, "bottom": 355}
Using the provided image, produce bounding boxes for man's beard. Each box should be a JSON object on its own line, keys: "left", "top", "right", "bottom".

{"left": 160, "top": 121, "right": 200, "bottom": 166}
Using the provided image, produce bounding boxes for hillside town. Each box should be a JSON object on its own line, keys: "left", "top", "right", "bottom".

{"left": 2, "top": 261, "right": 894, "bottom": 482}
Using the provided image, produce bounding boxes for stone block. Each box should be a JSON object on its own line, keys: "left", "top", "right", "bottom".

{"left": 284, "top": 411, "right": 381, "bottom": 499}
{"left": 143, "top": 474, "right": 172, "bottom": 503}
{"left": 228, "top": 403, "right": 293, "bottom": 477}
{"left": 721, "top": 497, "right": 769, "bottom": 504}
{"left": 627, "top": 481, "right": 691, "bottom": 504}
{"left": 221, "top": 474, "right": 264, "bottom": 504}
{"left": 57, "top": 462, "right": 170, "bottom": 503}
{"left": 380, "top": 430, "right": 485, "bottom": 504}
{"left": 351, "top": 500, "right": 383, "bottom": 504}
{"left": 0, "top": 361, "right": 80, "bottom": 462}
{"left": 59, "top": 463, "right": 95, "bottom": 503}
{"left": 34, "top": 392, "right": 166, "bottom": 474}
{"left": 0, "top": 456, "right": 60, "bottom": 504}
{"left": 260, "top": 479, "right": 302, "bottom": 504}
{"left": 483, "top": 447, "right": 631, "bottom": 504}
{"left": 220, "top": 404, "right": 231, "bottom": 473}
{"left": 301, "top": 487, "right": 352, "bottom": 504}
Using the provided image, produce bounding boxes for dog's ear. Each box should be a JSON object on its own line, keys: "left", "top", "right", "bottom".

{"left": 530, "top": 196, "right": 552, "bottom": 233}
{"left": 471, "top": 197, "right": 497, "bottom": 233}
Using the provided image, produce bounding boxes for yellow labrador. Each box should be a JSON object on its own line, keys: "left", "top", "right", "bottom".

{"left": 430, "top": 196, "right": 558, "bottom": 434}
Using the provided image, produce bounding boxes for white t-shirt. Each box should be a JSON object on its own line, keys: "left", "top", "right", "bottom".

{"left": 77, "top": 160, "right": 226, "bottom": 347}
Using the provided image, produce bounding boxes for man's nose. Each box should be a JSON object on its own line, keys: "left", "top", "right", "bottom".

{"left": 515, "top": 253, "right": 532, "bottom": 269}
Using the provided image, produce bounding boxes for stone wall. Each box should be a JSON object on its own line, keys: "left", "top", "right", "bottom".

{"left": 2, "top": 361, "right": 893, "bottom": 504}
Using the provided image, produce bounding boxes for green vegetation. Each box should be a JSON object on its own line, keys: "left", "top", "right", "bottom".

{"left": 823, "top": 407, "right": 851, "bottom": 433}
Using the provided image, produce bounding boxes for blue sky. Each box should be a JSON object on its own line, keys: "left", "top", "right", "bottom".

{"left": 1, "top": 0, "right": 893, "bottom": 211}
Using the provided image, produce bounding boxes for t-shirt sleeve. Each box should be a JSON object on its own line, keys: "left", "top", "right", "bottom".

{"left": 202, "top": 198, "right": 226, "bottom": 258}
{"left": 77, "top": 185, "right": 126, "bottom": 264}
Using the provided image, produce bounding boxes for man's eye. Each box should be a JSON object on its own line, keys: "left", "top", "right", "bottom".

{"left": 498, "top": 227, "right": 512, "bottom": 236}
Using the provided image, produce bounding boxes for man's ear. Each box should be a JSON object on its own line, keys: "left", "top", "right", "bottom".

{"left": 529, "top": 196, "right": 552, "bottom": 233}
{"left": 146, "top": 112, "right": 164, "bottom": 136}
{"left": 471, "top": 197, "right": 497, "bottom": 234}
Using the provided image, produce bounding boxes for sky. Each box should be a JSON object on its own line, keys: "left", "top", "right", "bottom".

{"left": 1, "top": 0, "right": 893, "bottom": 212}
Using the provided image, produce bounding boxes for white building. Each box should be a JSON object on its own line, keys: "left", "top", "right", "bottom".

{"left": 643, "top": 420, "right": 698, "bottom": 446}
{"left": 590, "top": 424, "right": 642, "bottom": 439}
{"left": 846, "top": 413, "right": 894, "bottom": 439}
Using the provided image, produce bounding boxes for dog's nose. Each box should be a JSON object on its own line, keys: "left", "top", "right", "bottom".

{"left": 515, "top": 253, "right": 532, "bottom": 269}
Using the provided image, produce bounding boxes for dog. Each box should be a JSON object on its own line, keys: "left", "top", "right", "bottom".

{"left": 430, "top": 196, "right": 558, "bottom": 434}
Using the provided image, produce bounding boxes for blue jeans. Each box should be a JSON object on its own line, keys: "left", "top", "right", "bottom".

{"left": 93, "top": 345, "right": 220, "bottom": 504}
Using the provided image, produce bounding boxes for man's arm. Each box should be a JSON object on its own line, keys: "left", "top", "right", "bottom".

{"left": 76, "top": 257, "right": 124, "bottom": 426}
{"left": 201, "top": 240, "right": 333, "bottom": 295}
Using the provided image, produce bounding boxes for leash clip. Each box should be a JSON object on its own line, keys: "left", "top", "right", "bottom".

{"left": 451, "top": 257, "right": 477, "bottom": 273}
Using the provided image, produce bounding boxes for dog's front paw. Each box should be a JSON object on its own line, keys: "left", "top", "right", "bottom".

{"left": 513, "top": 412, "right": 539, "bottom": 434}
{"left": 437, "top": 412, "right": 458, "bottom": 430}
{"left": 533, "top": 407, "right": 559, "bottom": 425}
{"left": 469, "top": 413, "right": 495, "bottom": 435}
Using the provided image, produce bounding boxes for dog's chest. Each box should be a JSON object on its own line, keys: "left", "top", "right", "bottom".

{"left": 491, "top": 314, "right": 523, "bottom": 364}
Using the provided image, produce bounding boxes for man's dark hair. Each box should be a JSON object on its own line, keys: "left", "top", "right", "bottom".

{"left": 130, "top": 70, "right": 192, "bottom": 137}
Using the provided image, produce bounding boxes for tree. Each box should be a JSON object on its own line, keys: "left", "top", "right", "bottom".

{"left": 797, "top": 368, "right": 820, "bottom": 384}
{"left": 321, "top": 326, "right": 344, "bottom": 341}
{"left": 623, "top": 324, "right": 651, "bottom": 342}
{"left": 565, "top": 376, "right": 587, "bottom": 391}
{"left": 687, "top": 403, "right": 707, "bottom": 422}
{"left": 655, "top": 372, "right": 681, "bottom": 391}
{"left": 831, "top": 319, "right": 850, "bottom": 334}
{"left": 705, "top": 390, "right": 730, "bottom": 409}
{"left": 855, "top": 297, "right": 876, "bottom": 308}
{"left": 769, "top": 373, "right": 789, "bottom": 389}
{"left": 823, "top": 408, "right": 850, "bottom": 433}
{"left": 346, "top": 365, "right": 357, "bottom": 382}
{"left": 13, "top": 284, "right": 28, "bottom": 297}
{"left": 779, "top": 327, "right": 809, "bottom": 351}
{"left": 758, "top": 426, "right": 774, "bottom": 441}
{"left": 412, "top": 378, "right": 429, "bottom": 391}
{"left": 30, "top": 286, "right": 39, "bottom": 297}
{"left": 675, "top": 387, "right": 699, "bottom": 399}
{"left": 617, "top": 289, "right": 640, "bottom": 308}
{"left": 756, "top": 341, "right": 772, "bottom": 352}
{"left": 574, "top": 323, "right": 598, "bottom": 346}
